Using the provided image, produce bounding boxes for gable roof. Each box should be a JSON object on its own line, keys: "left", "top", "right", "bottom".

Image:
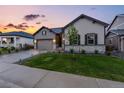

{"left": 64, "top": 14, "right": 109, "bottom": 29}
{"left": 33, "top": 26, "right": 63, "bottom": 36}
{"left": 110, "top": 29, "right": 124, "bottom": 36}
{"left": 51, "top": 27, "right": 63, "bottom": 34}
{"left": 0, "top": 31, "right": 33, "bottom": 39}
{"left": 106, "top": 29, "right": 124, "bottom": 37}
{"left": 107, "top": 14, "right": 124, "bottom": 31}
{"left": 33, "top": 26, "right": 52, "bottom": 36}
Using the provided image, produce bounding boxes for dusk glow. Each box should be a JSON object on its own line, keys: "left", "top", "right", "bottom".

{"left": 0, "top": 5, "right": 124, "bottom": 34}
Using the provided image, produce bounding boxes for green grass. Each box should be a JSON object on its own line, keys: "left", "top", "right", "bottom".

{"left": 22, "top": 53, "right": 124, "bottom": 82}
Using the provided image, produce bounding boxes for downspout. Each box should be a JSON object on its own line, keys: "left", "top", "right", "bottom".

{"left": 118, "top": 35, "right": 121, "bottom": 52}
{"left": 104, "top": 26, "right": 106, "bottom": 53}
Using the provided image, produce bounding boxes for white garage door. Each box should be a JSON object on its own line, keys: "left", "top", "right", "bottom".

{"left": 37, "top": 39, "right": 53, "bottom": 50}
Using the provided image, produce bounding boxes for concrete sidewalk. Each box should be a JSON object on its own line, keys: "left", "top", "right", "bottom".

{"left": 0, "top": 63, "right": 124, "bottom": 88}
{"left": 0, "top": 50, "right": 124, "bottom": 88}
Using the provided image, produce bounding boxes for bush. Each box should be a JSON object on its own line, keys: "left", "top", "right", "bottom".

{"left": 94, "top": 50, "right": 99, "bottom": 54}
{"left": 81, "top": 49, "right": 85, "bottom": 54}
{"left": 2, "top": 47, "right": 9, "bottom": 54}
{"left": 106, "top": 51, "right": 111, "bottom": 56}
{"left": 23, "top": 44, "right": 34, "bottom": 50}
{"left": 7, "top": 47, "right": 11, "bottom": 53}
{"left": 0, "top": 48, "right": 2, "bottom": 55}
{"left": 10, "top": 46, "right": 16, "bottom": 51}
{"left": 70, "top": 48, "right": 74, "bottom": 53}
{"left": 106, "top": 45, "right": 114, "bottom": 52}
{"left": 15, "top": 48, "right": 19, "bottom": 52}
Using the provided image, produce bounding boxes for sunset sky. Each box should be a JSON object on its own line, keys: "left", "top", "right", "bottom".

{"left": 0, "top": 5, "right": 124, "bottom": 34}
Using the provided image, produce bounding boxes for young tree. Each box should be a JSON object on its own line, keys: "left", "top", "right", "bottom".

{"left": 67, "top": 25, "right": 78, "bottom": 53}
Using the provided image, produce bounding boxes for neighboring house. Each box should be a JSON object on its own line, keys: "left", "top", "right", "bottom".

{"left": 106, "top": 14, "right": 124, "bottom": 52}
{"left": 33, "top": 27, "right": 63, "bottom": 50}
{"left": 63, "top": 14, "right": 108, "bottom": 53}
{"left": 0, "top": 31, "right": 34, "bottom": 48}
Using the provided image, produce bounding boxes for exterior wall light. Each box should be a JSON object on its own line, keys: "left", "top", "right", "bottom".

{"left": 34, "top": 40, "right": 37, "bottom": 44}
{"left": 53, "top": 39, "right": 56, "bottom": 43}
{"left": 63, "top": 38, "right": 65, "bottom": 41}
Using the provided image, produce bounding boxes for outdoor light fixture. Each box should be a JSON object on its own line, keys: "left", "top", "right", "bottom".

{"left": 53, "top": 39, "right": 56, "bottom": 43}
{"left": 63, "top": 38, "right": 65, "bottom": 41}
{"left": 34, "top": 40, "right": 37, "bottom": 43}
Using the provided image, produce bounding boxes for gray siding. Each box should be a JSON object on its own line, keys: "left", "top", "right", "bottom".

{"left": 109, "top": 16, "right": 124, "bottom": 30}
{"left": 64, "top": 18, "right": 105, "bottom": 45}
{"left": 34, "top": 28, "right": 55, "bottom": 40}
{"left": 106, "top": 36, "right": 120, "bottom": 51}
{"left": 107, "top": 16, "right": 124, "bottom": 52}
{"left": 64, "top": 18, "right": 105, "bottom": 53}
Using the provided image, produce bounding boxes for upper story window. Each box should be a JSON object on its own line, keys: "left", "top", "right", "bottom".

{"left": 42, "top": 30, "right": 47, "bottom": 35}
{"left": 85, "top": 33, "right": 97, "bottom": 45}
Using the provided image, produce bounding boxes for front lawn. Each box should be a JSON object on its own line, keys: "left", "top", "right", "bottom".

{"left": 22, "top": 53, "right": 124, "bottom": 82}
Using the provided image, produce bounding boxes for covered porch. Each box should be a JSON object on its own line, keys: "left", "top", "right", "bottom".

{"left": 0, "top": 36, "right": 17, "bottom": 48}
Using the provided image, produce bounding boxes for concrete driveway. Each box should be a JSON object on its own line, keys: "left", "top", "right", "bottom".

{"left": 0, "top": 50, "right": 124, "bottom": 88}
{"left": 0, "top": 50, "right": 46, "bottom": 64}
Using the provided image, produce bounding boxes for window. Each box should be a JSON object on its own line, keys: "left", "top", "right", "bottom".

{"left": 8, "top": 37, "right": 14, "bottom": 44}
{"left": 85, "top": 33, "right": 97, "bottom": 45}
{"left": 77, "top": 34, "right": 80, "bottom": 45}
{"left": 2, "top": 37, "right": 7, "bottom": 44}
{"left": 42, "top": 30, "right": 47, "bottom": 35}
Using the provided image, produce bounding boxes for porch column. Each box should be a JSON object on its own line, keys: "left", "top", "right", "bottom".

{"left": 53, "top": 38, "right": 56, "bottom": 50}
{"left": 121, "top": 37, "right": 124, "bottom": 52}
{"left": 14, "top": 36, "right": 16, "bottom": 47}
{"left": 34, "top": 39, "right": 37, "bottom": 49}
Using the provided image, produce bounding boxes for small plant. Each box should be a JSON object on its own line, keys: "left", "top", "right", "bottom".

{"left": 94, "top": 50, "right": 99, "bottom": 54}
{"left": 15, "top": 48, "right": 19, "bottom": 52}
{"left": 106, "top": 45, "right": 114, "bottom": 52}
{"left": 10, "top": 46, "right": 16, "bottom": 51}
{"left": 106, "top": 51, "right": 111, "bottom": 56}
{"left": 23, "top": 44, "right": 34, "bottom": 50}
{"left": 0, "top": 48, "right": 2, "bottom": 55}
{"left": 70, "top": 48, "right": 74, "bottom": 53}
{"left": 81, "top": 49, "right": 85, "bottom": 54}
{"left": 7, "top": 47, "right": 11, "bottom": 53}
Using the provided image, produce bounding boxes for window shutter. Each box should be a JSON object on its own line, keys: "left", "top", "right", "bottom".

{"left": 95, "top": 34, "right": 97, "bottom": 45}
{"left": 85, "top": 34, "right": 87, "bottom": 45}
{"left": 78, "top": 35, "right": 80, "bottom": 45}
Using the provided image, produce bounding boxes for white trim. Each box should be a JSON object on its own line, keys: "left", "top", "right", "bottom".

{"left": 121, "top": 37, "right": 124, "bottom": 51}
{"left": 87, "top": 33, "right": 96, "bottom": 45}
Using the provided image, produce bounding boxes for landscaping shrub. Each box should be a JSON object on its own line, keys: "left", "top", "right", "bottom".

{"left": 94, "top": 49, "right": 99, "bottom": 54}
{"left": 2, "top": 47, "right": 8, "bottom": 54}
{"left": 23, "top": 44, "right": 34, "bottom": 50}
{"left": 7, "top": 47, "right": 11, "bottom": 53}
{"left": 10, "top": 46, "right": 16, "bottom": 51}
{"left": 15, "top": 48, "right": 19, "bottom": 52}
{"left": 106, "top": 51, "right": 111, "bottom": 56}
{"left": 70, "top": 48, "right": 74, "bottom": 53}
{"left": 106, "top": 45, "right": 114, "bottom": 52}
{"left": 81, "top": 49, "right": 85, "bottom": 54}
{"left": 0, "top": 48, "right": 2, "bottom": 55}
